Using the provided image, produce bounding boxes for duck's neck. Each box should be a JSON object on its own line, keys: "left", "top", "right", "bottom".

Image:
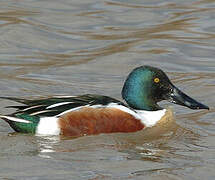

{"left": 122, "top": 90, "right": 161, "bottom": 111}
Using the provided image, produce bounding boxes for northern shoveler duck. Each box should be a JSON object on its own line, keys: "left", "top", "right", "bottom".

{"left": 0, "top": 66, "right": 209, "bottom": 137}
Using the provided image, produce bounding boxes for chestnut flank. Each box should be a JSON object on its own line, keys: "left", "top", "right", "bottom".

{"left": 58, "top": 107, "right": 144, "bottom": 137}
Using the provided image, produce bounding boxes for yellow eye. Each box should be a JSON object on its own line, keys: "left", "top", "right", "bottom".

{"left": 154, "top": 77, "right": 160, "bottom": 83}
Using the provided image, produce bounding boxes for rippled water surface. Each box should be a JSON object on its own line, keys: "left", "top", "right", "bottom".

{"left": 0, "top": 0, "right": 214, "bottom": 179}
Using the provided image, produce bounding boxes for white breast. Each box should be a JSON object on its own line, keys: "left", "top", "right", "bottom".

{"left": 135, "top": 109, "right": 166, "bottom": 127}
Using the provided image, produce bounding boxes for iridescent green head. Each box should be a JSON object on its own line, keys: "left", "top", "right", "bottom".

{"left": 122, "top": 66, "right": 209, "bottom": 111}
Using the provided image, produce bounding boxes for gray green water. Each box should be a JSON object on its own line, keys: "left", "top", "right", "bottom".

{"left": 0, "top": 0, "right": 214, "bottom": 179}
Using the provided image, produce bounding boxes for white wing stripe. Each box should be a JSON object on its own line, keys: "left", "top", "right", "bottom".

{"left": 46, "top": 102, "right": 74, "bottom": 109}
{"left": 30, "top": 110, "right": 53, "bottom": 116}
{"left": 0, "top": 115, "right": 31, "bottom": 123}
{"left": 22, "top": 104, "right": 45, "bottom": 111}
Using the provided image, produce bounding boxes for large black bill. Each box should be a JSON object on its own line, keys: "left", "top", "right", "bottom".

{"left": 167, "top": 86, "right": 209, "bottom": 110}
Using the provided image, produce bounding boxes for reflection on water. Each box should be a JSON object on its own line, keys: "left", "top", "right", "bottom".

{"left": 0, "top": 0, "right": 214, "bottom": 179}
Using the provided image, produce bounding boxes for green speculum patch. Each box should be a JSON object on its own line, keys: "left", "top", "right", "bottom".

{"left": 9, "top": 114, "right": 40, "bottom": 134}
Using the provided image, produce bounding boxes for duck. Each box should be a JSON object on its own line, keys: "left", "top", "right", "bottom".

{"left": 0, "top": 66, "right": 209, "bottom": 137}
